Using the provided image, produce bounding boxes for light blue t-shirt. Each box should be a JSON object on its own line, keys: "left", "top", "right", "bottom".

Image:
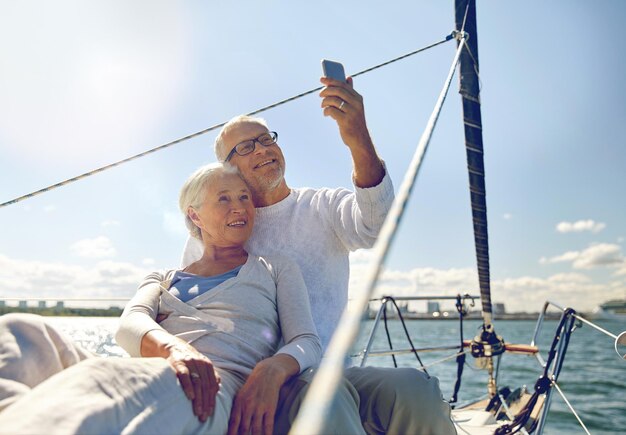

{"left": 169, "top": 266, "right": 242, "bottom": 302}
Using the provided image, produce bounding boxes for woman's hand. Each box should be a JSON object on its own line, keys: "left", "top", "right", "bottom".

{"left": 228, "top": 354, "right": 299, "bottom": 435}
{"left": 166, "top": 340, "right": 221, "bottom": 422}
{"left": 141, "top": 330, "right": 220, "bottom": 422}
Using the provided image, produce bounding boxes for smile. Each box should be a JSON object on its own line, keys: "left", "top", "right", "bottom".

{"left": 254, "top": 159, "right": 275, "bottom": 169}
{"left": 227, "top": 220, "right": 247, "bottom": 227}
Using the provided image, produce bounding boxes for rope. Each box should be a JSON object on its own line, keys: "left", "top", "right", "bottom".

{"left": 382, "top": 302, "right": 399, "bottom": 367}
{"left": 450, "top": 294, "right": 468, "bottom": 405}
{"left": 289, "top": 35, "right": 468, "bottom": 435}
{"left": 0, "top": 34, "right": 454, "bottom": 209}
{"left": 495, "top": 309, "right": 577, "bottom": 434}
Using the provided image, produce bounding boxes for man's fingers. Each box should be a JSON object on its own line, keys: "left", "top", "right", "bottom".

{"left": 251, "top": 412, "right": 265, "bottom": 435}
{"left": 320, "top": 96, "right": 347, "bottom": 111}
{"left": 238, "top": 413, "right": 252, "bottom": 435}
{"left": 227, "top": 401, "right": 241, "bottom": 435}
{"left": 320, "top": 75, "right": 354, "bottom": 89}
{"left": 319, "top": 86, "right": 355, "bottom": 105}
{"left": 262, "top": 410, "right": 275, "bottom": 435}
{"left": 322, "top": 105, "right": 347, "bottom": 121}
{"left": 232, "top": 397, "right": 252, "bottom": 435}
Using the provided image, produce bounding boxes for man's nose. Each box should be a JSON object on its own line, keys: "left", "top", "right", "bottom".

{"left": 253, "top": 141, "right": 270, "bottom": 155}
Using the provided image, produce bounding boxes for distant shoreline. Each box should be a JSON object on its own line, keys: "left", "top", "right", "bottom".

{"left": 0, "top": 307, "right": 123, "bottom": 317}
{"left": 366, "top": 311, "right": 599, "bottom": 321}
{"left": 0, "top": 306, "right": 595, "bottom": 320}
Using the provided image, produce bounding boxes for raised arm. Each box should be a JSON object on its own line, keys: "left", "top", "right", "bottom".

{"left": 320, "top": 76, "right": 385, "bottom": 188}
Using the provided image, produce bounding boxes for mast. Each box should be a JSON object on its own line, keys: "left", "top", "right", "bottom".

{"left": 455, "top": 0, "right": 504, "bottom": 398}
{"left": 454, "top": 0, "right": 493, "bottom": 328}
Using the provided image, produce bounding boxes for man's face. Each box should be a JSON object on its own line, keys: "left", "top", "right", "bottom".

{"left": 219, "top": 121, "right": 286, "bottom": 195}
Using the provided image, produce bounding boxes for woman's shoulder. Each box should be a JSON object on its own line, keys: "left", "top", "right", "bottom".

{"left": 138, "top": 269, "right": 178, "bottom": 288}
{"left": 248, "top": 254, "right": 300, "bottom": 280}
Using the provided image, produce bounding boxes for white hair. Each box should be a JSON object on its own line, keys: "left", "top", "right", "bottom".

{"left": 179, "top": 162, "right": 241, "bottom": 239}
{"left": 214, "top": 115, "right": 269, "bottom": 161}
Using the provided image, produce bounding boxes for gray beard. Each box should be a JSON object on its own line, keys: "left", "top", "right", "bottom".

{"left": 243, "top": 169, "right": 284, "bottom": 198}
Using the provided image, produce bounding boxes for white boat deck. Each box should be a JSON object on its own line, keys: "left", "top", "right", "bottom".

{"left": 452, "top": 409, "right": 501, "bottom": 435}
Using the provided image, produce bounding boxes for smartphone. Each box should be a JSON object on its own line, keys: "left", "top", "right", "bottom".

{"left": 321, "top": 59, "right": 346, "bottom": 82}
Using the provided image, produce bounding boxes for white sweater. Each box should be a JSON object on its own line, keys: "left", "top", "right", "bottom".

{"left": 116, "top": 255, "right": 321, "bottom": 377}
{"left": 182, "top": 172, "right": 394, "bottom": 350}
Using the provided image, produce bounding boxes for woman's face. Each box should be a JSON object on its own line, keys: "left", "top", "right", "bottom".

{"left": 191, "top": 171, "right": 255, "bottom": 247}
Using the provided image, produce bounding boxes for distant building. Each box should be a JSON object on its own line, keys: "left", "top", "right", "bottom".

{"left": 494, "top": 303, "right": 506, "bottom": 314}
{"left": 19, "top": 300, "right": 28, "bottom": 309}
{"left": 427, "top": 301, "right": 440, "bottom": 313}
{"left": 0, "top": 300, "right": 5, "bottom": 308}
{"left": 55, "top": 301, "right": 65, "bottom": 310}
{"left": 38, "top": 300, "right": 47, "bottom": 309}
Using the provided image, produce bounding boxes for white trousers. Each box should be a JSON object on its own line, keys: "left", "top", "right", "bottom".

{"left": 0, "top": 313, "right": 365, "bottom": 434}
{"left": 0, "top": 313, "right": 244, "bottom": 434}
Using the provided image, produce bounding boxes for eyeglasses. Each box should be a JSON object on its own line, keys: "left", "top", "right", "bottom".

{"left": 224, "top": 131, "right": 278, "bottom": 162}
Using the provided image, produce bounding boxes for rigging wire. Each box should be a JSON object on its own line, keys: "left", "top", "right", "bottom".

{"left": 418, "top": 350, "right": 467, "bottom": 371}
{"left": 0, "top": 34, "right": 454, "bottom": 210}
{"left": 552, "top": 381, "right": 591, "bottom": 435}
{"left": 381, "top": 296, "right": 429, "bottom": 374}
{"left": 289, "top": 34, "right": 469, "bottom": 435}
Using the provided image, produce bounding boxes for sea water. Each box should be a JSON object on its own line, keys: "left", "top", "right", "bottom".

{"left": 46, "top": 316, "right": 626, "bottom": 434}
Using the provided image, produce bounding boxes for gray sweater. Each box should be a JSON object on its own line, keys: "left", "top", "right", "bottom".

{"left": 116, "top": 255, "right": 321, "bottom": 377}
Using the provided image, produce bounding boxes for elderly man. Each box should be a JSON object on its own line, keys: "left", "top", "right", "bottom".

{"left": 182, "top": 76, "right": 455, "bottom": 434}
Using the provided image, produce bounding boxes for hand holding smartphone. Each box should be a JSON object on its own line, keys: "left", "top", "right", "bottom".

{"left": 321, "top": 59, "right": 346, "bottom": 82}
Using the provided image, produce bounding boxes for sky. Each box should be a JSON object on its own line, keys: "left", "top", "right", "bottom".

{"left": 0, "top": 1, "right": 625, "bottom": 314}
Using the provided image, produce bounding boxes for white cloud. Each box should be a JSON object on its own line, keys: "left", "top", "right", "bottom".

{"left": 142, "top": 258, "right": 155, "bottom": 266}
{"left": 503, "top": 213, "right": 513, "bottom": 220}
{"left": 492, "top": 274, "right": 617, "bottom": 313}
{"left": 349, "top": 255, "right": 625, "bottom": 313}
{"left": 0, "top": 253, "right": 150, "bottom": 301}
{"left": 349, "top": 249, "right": 376, "bottom": 265}
{"left": 101, "top": 220, "right": 121, "bottom": 228}
{"left": 43, "top": 205, "right": 57, "bottom": 213}
{"left": 0, "top": 250, "right": 622, "bottom": 314}
{"left": 556, "top": 219, "right": 606, "bottom": 234}
{"left": 615, "top": 264, "right": 626, "bottom": 277}
{"left": 541, "top": 243, "right": 625, "bottom": 270}
{"left": 70, "top": 236, "right": 116, "bottom": 258}
{"left": 540, "top": 251, "right": 579, "bottom": 265}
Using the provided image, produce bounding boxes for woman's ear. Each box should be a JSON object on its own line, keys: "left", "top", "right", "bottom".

{"left": 188, "top": 206, "right": 202, "bottom": 229}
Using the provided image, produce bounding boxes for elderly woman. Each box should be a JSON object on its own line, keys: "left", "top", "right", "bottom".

{"left": 0, "top": 163, "right": 362, "bottom": 434}
{"left": 115, "top": 162, "right": 322, "bottom": 433}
